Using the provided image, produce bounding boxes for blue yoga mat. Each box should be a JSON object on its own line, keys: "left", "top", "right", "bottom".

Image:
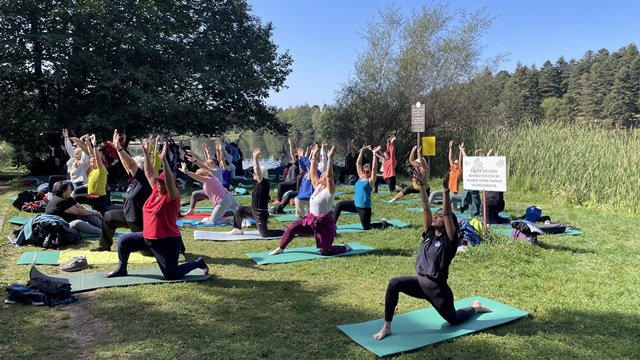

{"left": 338, "top": 296, "right": 528, "bottom": 357}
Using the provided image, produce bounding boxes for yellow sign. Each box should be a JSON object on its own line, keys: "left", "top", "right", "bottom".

{"left": 421, "top": 136, "right": 436, "bottom": 156}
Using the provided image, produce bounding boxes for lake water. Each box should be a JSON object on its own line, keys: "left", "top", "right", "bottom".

{"left": 127, "top": 134, "right": 288, "bottom": 170}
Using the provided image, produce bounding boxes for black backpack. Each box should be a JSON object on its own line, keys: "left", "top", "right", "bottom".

{"left": 12, "top": 191, "right": 36, "bottom": 210}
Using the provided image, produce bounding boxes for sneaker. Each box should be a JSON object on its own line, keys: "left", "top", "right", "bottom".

{"left": 4, "top": 293, "right": 45, "bottom": 306}
{"left": 457, "top": 245, "right": 468, "bottom": 253}
{"left": 60, "top": 255, "right": 88, "bottom": 272}
{"left": 227, "top": 228, "right": 244, "bottom": 235}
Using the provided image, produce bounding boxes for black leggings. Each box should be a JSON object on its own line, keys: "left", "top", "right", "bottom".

{"left": 374, "top": 176, "right": 396, "bottom": 192}
{"left": 277, "top": 181, "right": 297, "bottom": 202}
{"left": 233, "top": 206, "right": 285, "bottom": 238}
{"left": 333, "top": 200, "right": 384, "bottom": 230}
{"left": 384, "top": 275, "right": 475, "bottom": 325}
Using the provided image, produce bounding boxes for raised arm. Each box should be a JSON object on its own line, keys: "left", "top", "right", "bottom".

{"left": 86, "top": 135, "right": 105, "bottom": 170}
{"left": 216, "top": 143, "right": 227, "bottom": 170}
{"left": 309, "top": 144, "right": 320, "bottom": 188}
{"left": 448, "top": 140, "right": 455, "bottom": 167}
{"left": 62, "top": 129, "right": 74, "bottom": 157}
{"left": 458, "top": 142, "right": 466, "bottom": 171}
{"left": 326, "top": 146, "right": 336, "bottom": 195}
{"left": 72, "top": 135, "right": 90, "bottom": 156}
{"left": 113, "top": 129, "right": 137, "bottom": 176}
{"left": 370, "top": 145, "right": 382, "bottom": 186}
{"left": 408, "top": 145, "right": 420, "bottom": 168}
{"left": 417, "top": 166, "right": 433, "bottom": 233}
{"left": 441, "top": 173, "right": 456, "bottom": 241}
{"left": 160, "top": 144, "right": 179, "bottom": 201}
{"left": 141, "top": 139, "right": 157, "bottom": 185}
{"left": 253, "top": 148, "right": 264, "bottom": 182}
{"left": 202, "top": 143, "right": 212, "bottom": 162}
{"left": 356, "top": 145, "right": 368, "bottom": 177}
{"left": 180, "top": 162, "right": 210, "bottom": 184}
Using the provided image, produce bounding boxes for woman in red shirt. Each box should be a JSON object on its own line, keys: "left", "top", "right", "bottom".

{"left": 107, "top": 138, "right": 208, "bottom": 279}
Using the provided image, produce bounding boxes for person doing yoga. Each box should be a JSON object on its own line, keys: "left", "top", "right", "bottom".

{"left": 269, "top": 144, "right": 351, "bottom": 256}
{"left": 372, "top": 172, "right": 491, "bottom": 340}
{"left": 107, "top": 138, "right": 208, "bottom": 279}
{"left": 333, "top": 145, "right": 391, "bottom": 229}
{"left": 388, "top": 145, "right": 430, "bottom": 203}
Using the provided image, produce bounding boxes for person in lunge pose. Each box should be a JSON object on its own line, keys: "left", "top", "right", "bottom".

{"left": 107, "top": 138, "right": 208, "bottom": 279}
{"left": 387, "top": 145, "right": 430, "bottom": 203}
{"left": 269, "top": 144, "right": 351, "bottom": 256}
{"left": 373, "top": 135, "right": 397, "bottom": 193}
{"left": 226, "top": 148, "right": 285, "bottom": 238}
{"left": 372, "top": 172, "right": 491, "bottom": 340}
{"left": 92, "top": 129, "right": 152, "bottom": 252}
{"left": 333, "top": 144, "right": 391, "bottom": 229}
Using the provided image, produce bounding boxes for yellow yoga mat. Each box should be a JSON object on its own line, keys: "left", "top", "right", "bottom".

{"left": 59, "top": 250, "right": 186, "bottom": 265}
{"left": 422, "top": 136, "right": 436, "bottom": 156}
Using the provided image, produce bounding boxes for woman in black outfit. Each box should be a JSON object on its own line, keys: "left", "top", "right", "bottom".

{"left": 373, "top": 171, "right": 491, "bottom": 340}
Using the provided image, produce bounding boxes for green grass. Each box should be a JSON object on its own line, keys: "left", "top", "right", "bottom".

{"left": 1, "top": 179, "right": 639, "bottom": 359}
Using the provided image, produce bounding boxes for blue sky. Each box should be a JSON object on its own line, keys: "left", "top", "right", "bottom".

{"left": 248, "top": 0, "right": 640, "bottom": 109}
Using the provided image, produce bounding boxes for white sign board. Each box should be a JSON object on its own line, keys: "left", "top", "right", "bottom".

{"left": 411, "top": 104, "right": 425, "bottom": 132}
{"left": 462, "top": 156, "right": 507, "bottom": 192}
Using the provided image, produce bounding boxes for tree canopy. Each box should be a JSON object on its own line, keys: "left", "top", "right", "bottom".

{"left": 0, "top": 0, "right": 292, "bottom": 167}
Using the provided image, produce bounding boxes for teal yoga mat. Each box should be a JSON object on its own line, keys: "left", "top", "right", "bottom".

{"left": 29, "top": 265, "right": 212, "bottom": 293}
{"left": 407, "top": 207, "right": 441, "bottom": 212}
{"left": 8, "top": 216, "right": 33, "bottom": 225}
{"left": 275, "top": 211, "right": 356, "bottom": 222}
{"left": 384, "top": 198, "right": 421, "bottom": 204}
{"left": 338, "top": 219, "right": 411, "bottom": 231}
{"left": 337, "top": 296, "right": 529, "bottom": 357}
{"left": 245, "top": 242, "right": 375, "bottom": 265}
{"left": 17, "top": 251, "right": 60, "bottom": 265}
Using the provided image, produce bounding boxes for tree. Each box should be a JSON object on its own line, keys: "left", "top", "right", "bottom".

{"left": 0, "top": 0, "right": 292, "bottom": 169}
{"left": 333, "top": 2, "right": 498, "bottom": 169}
{"left": 538, "top": 60, "right": 562, "bottom": 99}
{"left": 498, "top": 63, "right": 542, "bottom": 124}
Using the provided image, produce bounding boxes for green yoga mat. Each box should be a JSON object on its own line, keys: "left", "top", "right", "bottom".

{"left": 29, "top": 265, "right": 212, "bottom": 293}
{"left": 17, "top": 251, "right": 60, "bottom": 265}
{"left": 384, "top": 198, "right": 421, "bottom": 204}
{"left": 246, "top": 242, "right": 375, "bottom": 265}
{"left": 338, "top": 219, "right": 411, "bottom": 231}
{"left": 8, "top": 216, "right": 33, "bottom": 225}
{"left": 337, "top": 296, "right": 529, "bottom": 357}
{"left": 7, "top": 195, "right": 17, "bottom": 201}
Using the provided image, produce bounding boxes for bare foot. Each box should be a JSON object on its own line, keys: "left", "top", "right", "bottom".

{"left": 269, "top": 247, "right": 283, "bottom": 256}
{"left": 473, "top": 300, "right": 492, "bottom": 313}
{"left": 373, "top": 326, "right": 392, "bottom": 340}
{"left": 183, "top": 209, "right": 195, "bottom": 216}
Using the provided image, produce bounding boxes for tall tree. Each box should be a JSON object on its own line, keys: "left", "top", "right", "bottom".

{"left": 538, "top": 60, "right": 562, "bottom": 99}
{"left": 0, "top": 0, "right": 292, "bottom": 168}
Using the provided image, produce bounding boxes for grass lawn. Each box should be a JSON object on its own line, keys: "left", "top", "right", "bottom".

{"left": 0, "top": 177, "right": 639, "bottom": 359}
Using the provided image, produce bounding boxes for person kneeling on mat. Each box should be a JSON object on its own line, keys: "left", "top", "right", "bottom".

{"left": 107, "top": 139, "right": 208, "bottom": 279}
{"left": 372, "top": 172, "right": 491, "bottom": 340}
{"left": 269, "top": 144, "right": 351, "bottom": 256}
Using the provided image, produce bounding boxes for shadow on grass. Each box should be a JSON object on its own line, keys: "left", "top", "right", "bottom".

{"left": 538, "top": 241, "right": 597, "bottom": 254}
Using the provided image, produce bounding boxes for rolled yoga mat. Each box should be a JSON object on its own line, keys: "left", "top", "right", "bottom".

{"left": 337, "top": 296, "right": 529, "bottom": 357}
{"left": 29, "top": 264, "right": 212, "bottom": 293}
{"left": 245, "top": 241, "right": 375, "bottom": 265}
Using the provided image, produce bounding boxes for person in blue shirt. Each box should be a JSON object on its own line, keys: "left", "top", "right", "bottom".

{"left": 333, "top": 145, "right": 390, "bottom": 229}
{"left": 372, "top": 171, "right": 491, "bottom": 340}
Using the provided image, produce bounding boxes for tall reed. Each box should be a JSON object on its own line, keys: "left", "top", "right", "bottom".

{"left": 465, "top": 123, "right": 640, "bottom": 213}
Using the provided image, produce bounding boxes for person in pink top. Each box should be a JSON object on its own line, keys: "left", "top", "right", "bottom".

{"left": 374, "top": 135, "right": 397, "bottom": 193}
{"left": 180, "top": 162, "right": 239, "bottom": 225}
{"left": 107, "top": 138, "right": 208, "bottom": 279}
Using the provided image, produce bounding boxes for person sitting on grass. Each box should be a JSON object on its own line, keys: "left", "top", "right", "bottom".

{"left": 269, "top": 144, "right": 351, "bottom": 256}
{"left": 483, "top": 149, "right": 509, "bottom": 224}
{"left": 106, "top": 138, "right": 208, "bottom": 279}
{"left": 45, "top": 181, "right": 103, "bottom": 236}
{"left": 333, "top": 144, "right": 391, "bottom": 229}
{"left": 226, "top": 148, "right": 285, "bottom": 238}
{"left": 372, "top": 172, "right": 491, "bottom": 341}
{"left": 92, "top": 129, "right": 152, "bottom": 252}
{"left": 388, "top": 145, "right": 430, "bottom": 203}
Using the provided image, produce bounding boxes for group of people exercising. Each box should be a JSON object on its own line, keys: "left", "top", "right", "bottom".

{"left": 40, "top": 130, "right": 497, "bottom": 339}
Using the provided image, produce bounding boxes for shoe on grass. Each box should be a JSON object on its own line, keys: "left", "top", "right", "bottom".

{"left": 227, "top": 228, "right": 244, "bottom": 235}
{"left": 60, "top": 255, "right": 88, "bottom": 272}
